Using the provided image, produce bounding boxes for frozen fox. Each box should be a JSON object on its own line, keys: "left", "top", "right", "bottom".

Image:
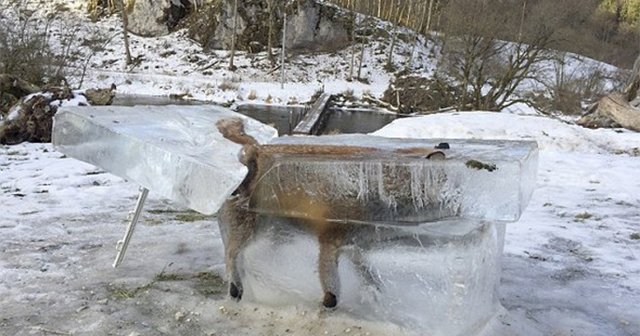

{"left": 216, "top": 117, "right": 444, "bottom": 308}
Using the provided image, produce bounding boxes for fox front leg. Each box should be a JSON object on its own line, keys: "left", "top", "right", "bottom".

{"left": 317, "top": 226, "right": 349, "bottom": 308}
{"left": 219, "top": 197, "right": 255, "bottom": 301}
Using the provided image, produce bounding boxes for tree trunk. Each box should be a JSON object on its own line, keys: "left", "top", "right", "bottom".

{"left": 0, "top": 74, "right": 40, "bottom": 98}
{"left": 408, "top": 1, "right": 430, "bottom": 69}
{"left": 267, "top": 0, "right": 274, "bottom": 64}
{"left": 349, "top": 6, "right": 356, "bottom": 80}
{"left": 117, "top": 0, "right": 132, "bottom": 65}
{"left": 229, "top": 0, "right": 239, "bottom": 71}
{"left": 426, "top": 0, "right": 434, "bottom": 32}
{"left": 518, "top": 0, "right": 527, "bottom": 42}
{"left": 386, "top": 2, "right": 406, "bottom": 71}
{"left": 281, "top": 8, "right": 287, "bottom": 89}
{"left": 624, "top": 53, "right": 640, "bottom": 101}
{"left": 579, "top": 94, "right": 640, "bottom": 131}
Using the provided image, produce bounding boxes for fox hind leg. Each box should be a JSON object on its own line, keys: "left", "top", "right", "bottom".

{"left": 318, "top": 239, "right": 340, "bottom": 308}
{"left": 219, "top": 198, "right": 255, "bottom": 301}
{"left": 317, "top": 225, "right": 349, "bottom": 308}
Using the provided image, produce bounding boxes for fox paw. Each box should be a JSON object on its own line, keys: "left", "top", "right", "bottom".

{"left": 229, "top": 282, "right": 243, "bottom": 300}
{"left": 323, "top": 292, "right": 338, "bottom": 308}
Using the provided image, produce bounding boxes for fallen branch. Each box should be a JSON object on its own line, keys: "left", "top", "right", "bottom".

{"left": 362, "top": 93, "right": 398, "bottom": 112}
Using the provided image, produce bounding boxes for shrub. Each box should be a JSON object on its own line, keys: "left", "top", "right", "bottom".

{"left": 0, "top": 8, "right": 72, "bottom": 86}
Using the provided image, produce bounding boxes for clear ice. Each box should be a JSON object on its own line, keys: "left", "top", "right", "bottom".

{"left": 236, "top": 218, "right": 506, "bottom": 335}
{"left": 249, "top": 135, "right": 538, "bottom": 223}
{"left": 52, "top": 105, "right": 277, "bottom": 214}
{"left": 220, "top": 134, "right": 538, "bottom": 335}
{"left": 52, "top": 107, "right": 538, "bottom": 335}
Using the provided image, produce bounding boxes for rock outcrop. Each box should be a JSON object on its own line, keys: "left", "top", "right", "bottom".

{"left": 188, "top": 0, "right": 351, "bottom": 53}
{"left": 88, "top": 0, "right": 192, "bottom": 36}
{"left": 127, "top": 0, "right": 192, "bottom": 36}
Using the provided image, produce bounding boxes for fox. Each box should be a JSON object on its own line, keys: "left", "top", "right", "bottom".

{"left": 216, "top": 117, "right": 445, "bottom": 308}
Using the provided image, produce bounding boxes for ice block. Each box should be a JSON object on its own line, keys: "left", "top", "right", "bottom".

{"left": 52, "top": 105, "right": 277, "bottom": 214}
{"left": 249, "top": 135, "right": 538, "bottom": 224}
{"left": 235, "top": 217, "right": 506, "bottom": 335}
{"left": 220, "top": 134, "right": 538, "bottom": 335}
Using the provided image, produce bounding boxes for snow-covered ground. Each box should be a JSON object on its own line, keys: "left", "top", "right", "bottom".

{"left": 374, "top": 113, "right": 640, "bottom": 336}
{"left": 1, "top": 1, "right": 639, "bottom": 335}
{"left": 2, "top": 112, "right": 639, "bottom": 335}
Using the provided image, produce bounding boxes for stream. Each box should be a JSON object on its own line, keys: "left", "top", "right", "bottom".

{"left": 111, "top": 95, "right": 400, "bottom": 135}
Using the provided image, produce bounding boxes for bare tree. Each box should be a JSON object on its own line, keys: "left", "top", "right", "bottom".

{"left": 116, "top": 0, "right": 132, "bottom": 65}
{"left": 281, "top": 1, "right": 291, "bottom": 88}
{"left": 385, "top": 0, "right": 407, "bottom": 71}
{"left": 348, "top": 0, "right": 357, "bottom": 80}
{"left": 438, "top": 0, "right": 556, "bottom": 111}
{"left": 267, "top": 0, "right": 275, "bottom": 64}
{"left": 228, "top": 0, "right": 238, "bottom": 71}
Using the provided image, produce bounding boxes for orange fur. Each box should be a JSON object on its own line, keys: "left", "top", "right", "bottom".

{"left": 216, "top": 117, "right": 444, "bottom": 307}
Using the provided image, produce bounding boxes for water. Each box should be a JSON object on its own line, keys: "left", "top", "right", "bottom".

{"left": 111, "top": 95, "right": 209, "bottom": 106}
{"left": 235, "top": 105, "right": 399, "bottom": 135}
{"left": 323, "top": 108, "right": 400, "bottom": 135}
{"left": 110, "top": 95, "right": 399, "bottom": 135}
{"left": 235, "top": 104, "right": 307, "bottom": 135}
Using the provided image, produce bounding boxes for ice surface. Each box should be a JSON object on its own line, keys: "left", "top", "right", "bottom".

{"left": 52, "top": 105, "right": 277, "bottom": 214}
{"left": 249, "top": 135, "right": 538, "bottom": 224}
{"left": 228, "top": 216, "right": 506, "bottom": 335}
{"left": 219, "top": 134, "right": 538, "bottom": 334}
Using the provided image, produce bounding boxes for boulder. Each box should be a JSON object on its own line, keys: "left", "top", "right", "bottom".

{"left": 0, "top": 74, "right": 40, "bottom": 99}
{"left": 285, "top": 0, "right": 351, "bottom": 52}
{"left": 82, "top": 85, "right": 116, "bottom": 106}
{"left": 127, "top": 0, "right": 191, "bottom": 37}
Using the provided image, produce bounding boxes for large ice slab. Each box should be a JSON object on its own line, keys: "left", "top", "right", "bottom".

{"left": 230, "top": 216, "right": 506, "bottom": 335}
{"left": 249, "top": 135, "right": 538, "bottom": 224}
{"left": 52, "top": 105, "right": 277, "bottom": 214}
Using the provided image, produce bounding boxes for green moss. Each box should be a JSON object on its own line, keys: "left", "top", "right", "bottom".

{"left": 154, "top": 272, "right": 190, "bottom": 282}
{"left": 465, "top": 160, "right": 497, "bottom": 172}
{"left": 108, "top": 283, "right": 153, "bottom": 299}
{"left": 175, "top": 212, "right": 210, "bottom": 222}
{"left": 194, "top": 272, "right": 226, "bottom": 297}
{"left": 147, "top": 209, "right": 183, "bottom": 214}
{"left": 574, "top": 212, "right": 593, "bottom": 220}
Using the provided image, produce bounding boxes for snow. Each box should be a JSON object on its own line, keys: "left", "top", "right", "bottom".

{"left": 0, "top": 0, "right": 638, "bottom": 335}
{"left": 2, "top": 111, "right": 638, "bottom": 335}
{"left": 375, "top": 112, "right": 640, "bottom": 336}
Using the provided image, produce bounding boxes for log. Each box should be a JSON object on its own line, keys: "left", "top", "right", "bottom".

{"left": 578, "top": 94, "right": 640, "bottom": 132}
{"left": 0, "top": 74, "right": 41, "bottom": 98}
